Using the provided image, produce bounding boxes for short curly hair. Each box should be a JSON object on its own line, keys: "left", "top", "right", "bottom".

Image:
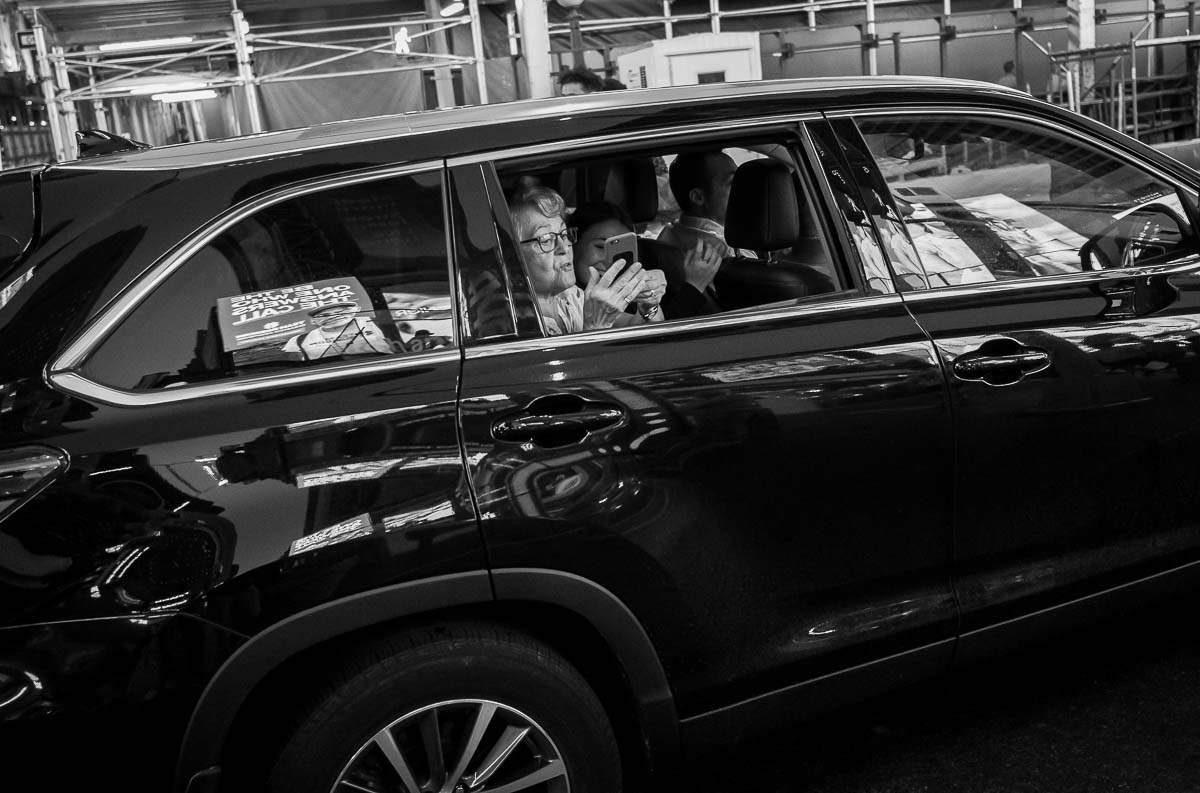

{"left": 509, "top": 186, "right": 566, "bottom": 239}
{"left": 558, "top": 67, "right": 604, "bottom": 93}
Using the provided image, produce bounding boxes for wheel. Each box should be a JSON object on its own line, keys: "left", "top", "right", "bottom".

{"left": 266, "top": 622, "right": 622, "bottom": 793}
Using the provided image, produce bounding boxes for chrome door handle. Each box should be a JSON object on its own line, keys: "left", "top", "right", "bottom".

{"left": 951, "top": 343, "right": 1051, "bottom": 387}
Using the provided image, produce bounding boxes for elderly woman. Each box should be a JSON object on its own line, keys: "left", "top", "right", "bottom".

{"left": 510, "top": 187, "right": 664, "bottom": 335}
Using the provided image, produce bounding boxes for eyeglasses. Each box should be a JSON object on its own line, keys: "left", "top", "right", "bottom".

{"left": 519, "top": 227, "right": 577, "bottom": 253}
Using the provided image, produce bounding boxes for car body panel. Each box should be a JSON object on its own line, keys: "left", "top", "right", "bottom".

{"left": 0, "top": 77, "right": 1198, "bottom": 791}
{"left": 458, "top": 294, "right": 957, "bottom": 716}
{"left": 902, "top": 265, "right": 1200, "bottom": 630}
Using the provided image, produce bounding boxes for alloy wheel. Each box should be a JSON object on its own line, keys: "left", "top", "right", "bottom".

{"left": 332, "top": 698, "right": 570, "bottom": 793}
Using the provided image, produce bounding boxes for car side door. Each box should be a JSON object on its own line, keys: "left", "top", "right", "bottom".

{"left": 451, "top": 122, "right": 958, "bottom": 743}
{"left": 838, "top": 109, "right": 1200, "bottom": 658}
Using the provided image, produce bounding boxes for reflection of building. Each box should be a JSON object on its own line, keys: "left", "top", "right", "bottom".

{"left": 0, "top": 72, "right": 52, "bottom": 168}
{"left": 215, "top": 402, "right": 474, "bottom": 560}
{"left": 0, "top": 448, "right": 234, "bottom": 616}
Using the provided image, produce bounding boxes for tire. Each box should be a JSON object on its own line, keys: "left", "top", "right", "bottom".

{"left": 266, "top": 622, "right": 622, "bottom": 793}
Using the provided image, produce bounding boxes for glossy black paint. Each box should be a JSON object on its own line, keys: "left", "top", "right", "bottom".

{"left": 903, "top": 266, "right": 1200, "bottom": 632}
{"left": 2, "top": 78, "right": 1200, "bottom": 792}
{"left": 458, "top": 302, "right": 958, "bottom": 718}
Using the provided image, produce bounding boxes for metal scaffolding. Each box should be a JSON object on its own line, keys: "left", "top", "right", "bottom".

{"left": 20, "top": 1, "right": 489, "bottom": 161}
{"left": 12, "top": 0, "right": 1200, "bottom": 161}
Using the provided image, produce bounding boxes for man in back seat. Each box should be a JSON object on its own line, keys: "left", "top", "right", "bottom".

{"left": 656, "top": 151, "right": 749, "bottom": 314}
{"left": 658, "top": 151, "right": 756, "bottom": 260}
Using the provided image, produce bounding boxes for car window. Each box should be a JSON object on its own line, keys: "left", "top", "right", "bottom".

{"left": 489, "top": 133, "right": 853, "bottom": 338}
{"left": 857, "top": 115, "right": 1199, "bottom": 286}
{"left": 82, "top": 170, "right": 453, "bottom": 391}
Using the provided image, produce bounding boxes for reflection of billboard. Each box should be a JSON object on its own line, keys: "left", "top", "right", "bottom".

{"left": 385, "top": 292, "right": 454, "bottom": 350}
{"left": 215, "top": 278, "right": 455, "bottom": 366}
{"left": 288, "top": 512, "right": 373, "bottom": 556}
{"left": 217, "top": 277, "right": 388, "bottom": 366}
{"left": 907, "top": 218, "right": 994, "bottom": 286}
{"left": 958, "top": 194, "right": 1088, "bottom": 275}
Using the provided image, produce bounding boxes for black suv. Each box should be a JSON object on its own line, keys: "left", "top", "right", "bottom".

{"left": 4, "top": 77, "right": 1200, "bottom": 793}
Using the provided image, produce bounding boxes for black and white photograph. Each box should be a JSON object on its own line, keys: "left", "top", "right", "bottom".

{"left": 3, "top": 1, "right": 1200, "bottom": 792}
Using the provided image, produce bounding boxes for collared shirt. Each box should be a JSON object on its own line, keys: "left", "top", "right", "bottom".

{"left": 658, "top": 215, "right": 757, "bottom": 259}
{"left": 541, "top": 286, "right": 585, "bottom": 336}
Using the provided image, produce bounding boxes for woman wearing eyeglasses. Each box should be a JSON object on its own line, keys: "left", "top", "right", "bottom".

{"left": 510, "top": 187, "right": 664, "bottom": 336}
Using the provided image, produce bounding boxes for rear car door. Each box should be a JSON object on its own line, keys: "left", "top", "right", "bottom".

{"left": 840, "top": 110, "right": 1200, "bottom": 655}
{"left": 451, "top": 122, "right": 958, "bottom": 739}
{"left": 5, "top": 164, "right": 482, "bottom": 750}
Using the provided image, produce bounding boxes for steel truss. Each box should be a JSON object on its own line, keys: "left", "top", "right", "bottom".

{"left": 33, "top": 4, "right": 488, "bottom": 161}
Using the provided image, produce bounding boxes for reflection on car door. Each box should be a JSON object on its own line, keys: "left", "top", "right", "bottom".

{"left": 839, "top": 112, "right": 1200, "bottom": 659}
{"left": 452, "top": 156, "right": 957, "bottom": 742}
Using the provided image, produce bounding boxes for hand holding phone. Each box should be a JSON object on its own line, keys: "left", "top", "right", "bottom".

{"left": 603, "top": 232, "right": 639, "bottom": 278}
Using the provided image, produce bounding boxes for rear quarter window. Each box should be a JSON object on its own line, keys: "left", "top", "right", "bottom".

{"left": 81, "top": 169, "right": 454, "bottom": 391}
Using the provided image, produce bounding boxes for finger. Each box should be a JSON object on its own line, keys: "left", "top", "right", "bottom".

{"left": 594, "top": 262, "right": 622, "bottom": 288}
{"left": 612, "top": 261, "right": 644, "bottom": 289}
{"left": 586, "top": 266, "right": 607, "bottom": 293}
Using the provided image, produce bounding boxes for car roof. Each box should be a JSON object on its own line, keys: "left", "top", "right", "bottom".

{"left": 54, "top": 76, "right": 1022, "bottom": 172}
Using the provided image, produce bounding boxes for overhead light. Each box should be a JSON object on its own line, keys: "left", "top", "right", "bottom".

{"left": 99, "top": 36, "right": 196, "bottom": 52}
{"left": 440, "top": 1, "right": 465, "bottom": 16}
{"left": 129, "top": 80, "right": 208, "bottom": 95}
{"left": 151, "top": 89, "right": 217, "bottom": 103}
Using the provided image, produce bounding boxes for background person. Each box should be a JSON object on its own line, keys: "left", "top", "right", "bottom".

{"left": 558, "top": 67, "right": 604, "bottom": 96}
{"left": 510, "top": 187, "right": 662, "bottom": 334}
{"left": 995, "top": 60, "right": 1018, "bottom": 89}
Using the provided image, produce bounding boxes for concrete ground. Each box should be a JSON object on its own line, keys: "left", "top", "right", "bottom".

{"left": 692, "top": 590, "right": 1200, "bottom": 792}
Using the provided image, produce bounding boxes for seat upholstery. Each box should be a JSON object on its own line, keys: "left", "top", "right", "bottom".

{"left": 599, "top": 157, "right": 659, "bottom": 224}
{"left": 716, "top": 159, "right": 834, "bottom": 309}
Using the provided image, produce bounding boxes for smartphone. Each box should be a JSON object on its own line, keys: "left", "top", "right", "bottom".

{"left": 603, "top": 232, "right": 639, "bottom": 278}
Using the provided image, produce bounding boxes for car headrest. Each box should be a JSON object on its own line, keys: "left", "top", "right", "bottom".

{"left": 725, "top": 159, "right": 802, "bottom": 251}
{"left": 601, "top": 157, "right": 659, "bottom": 223}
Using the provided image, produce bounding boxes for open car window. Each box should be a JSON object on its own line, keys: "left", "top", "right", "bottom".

{"left": 858, "top": 115, "right": 1199, "bottom": 286}
{"left": 487, "top": 132, "right": 857, "bottom": 339}
{"left": 82, "top": 170, "right": 454, "bottom": 391}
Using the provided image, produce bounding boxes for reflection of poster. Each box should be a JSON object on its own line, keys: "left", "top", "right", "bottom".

{"left": 385, "top": 292, "right": 454, "bottom": 349}
{"left": 288, "top": 513, "right": 374, "bottom": 557}
{"left": 295, "top": 459, "right": 405, "bottom": 488}
{"left": 958, "top": 194, "right": 1089, "bottom": 275}
{"left": 217, "top": 277, "right": 393, "bottom": 367}
{"left": 908, "top": 221, "right": 994, "bottom": 286}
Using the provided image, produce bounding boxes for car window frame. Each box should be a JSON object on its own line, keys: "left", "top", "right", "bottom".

{"left": 454, "top": 114, "right": 882, "bottom": 345}
{"left": 48, "top": 160, "right": 462, "bottom": 407}
{"left": 825, "top": 105, "right": 1200, "bottom": 300}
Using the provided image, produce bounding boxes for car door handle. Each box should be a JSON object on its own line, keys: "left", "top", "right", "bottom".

{"left": 492, "top": 396, "right": 625, "bottom": 446}
{"left": 952, "top": 352, "right": 1049, "bottom": 378}
{"left": 951, "top": 342, "right": 1051, "bottom": 387}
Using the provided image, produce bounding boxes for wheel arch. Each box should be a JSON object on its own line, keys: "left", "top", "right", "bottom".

{"left": 176, "top": 568, "right": 679, "bottom": 792}
{"left": 492, "top": 568, "right": 681, "bottom": 782}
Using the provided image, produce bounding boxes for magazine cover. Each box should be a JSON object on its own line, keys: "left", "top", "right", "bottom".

{"left": 216, "top": 277, "right": 392, "bottom": 367}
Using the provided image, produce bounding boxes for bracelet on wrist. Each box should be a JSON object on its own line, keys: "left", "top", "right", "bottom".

{"left": 639, "top": 304, "right": 661, "bottom": 321}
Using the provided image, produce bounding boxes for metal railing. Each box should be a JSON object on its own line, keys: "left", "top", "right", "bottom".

{"left": 1038, "top": 25, "right": 1200, "bottom": 144}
